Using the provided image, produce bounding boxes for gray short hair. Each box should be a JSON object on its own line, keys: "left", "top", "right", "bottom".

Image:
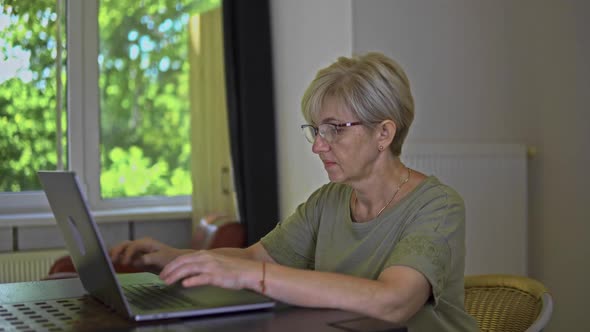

{"left": 301, "top": 52, "right": 414, "bottom": 156}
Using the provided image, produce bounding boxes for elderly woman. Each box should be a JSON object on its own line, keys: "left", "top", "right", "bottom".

{"left": 111, "top": 52, "right": 478, "bottom": 331}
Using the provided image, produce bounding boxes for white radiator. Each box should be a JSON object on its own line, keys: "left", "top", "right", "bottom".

{"left": 403, "top": 143, "right": 528, "bottom": 276}
{"left": 0, "top": 249, "right": 68, "bottom": 283}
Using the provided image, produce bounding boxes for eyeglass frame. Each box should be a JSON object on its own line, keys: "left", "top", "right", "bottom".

{"left": 300, "top": 121, "right": 363, "bottom": 144}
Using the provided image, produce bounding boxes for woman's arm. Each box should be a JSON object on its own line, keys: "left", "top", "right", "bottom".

{"left": 210, "top": 242, "right": 277, "bottom": 263}
{"left": 160, "top": 247, "right": 430, "bottom": 324}
{"left": 257, "top": 263, "right": 430, "bottom": 323}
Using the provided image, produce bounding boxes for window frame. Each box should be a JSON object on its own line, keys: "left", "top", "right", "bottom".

{"left": 0, "top": 0, "right": 191, "bottom": 218}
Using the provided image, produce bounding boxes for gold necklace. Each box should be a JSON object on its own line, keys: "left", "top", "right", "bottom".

{"left": 353, "top": 167, "right": 412, "bottom": 220}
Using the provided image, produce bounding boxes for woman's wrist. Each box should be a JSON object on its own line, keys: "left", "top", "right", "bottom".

{"left": 242, "top": 260, "right": 268, "bottom": 293}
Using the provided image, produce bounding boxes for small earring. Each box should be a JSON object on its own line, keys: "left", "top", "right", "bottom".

{"left": 378, "top": 146, "right": 384, "bottom": 151}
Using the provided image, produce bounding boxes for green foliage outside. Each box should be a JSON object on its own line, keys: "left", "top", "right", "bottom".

{"left": 0, "top": 0, "right": 67, "bottom": 192}
{"left": 0, "top": 0, "right": 220, "bottom": 198}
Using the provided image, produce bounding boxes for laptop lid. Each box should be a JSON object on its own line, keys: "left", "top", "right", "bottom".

{"left": 38, "top": 171, "right": 274, "bottom": 321}
{"left": 38, "top": 171, "right": 133, "bottom": 316}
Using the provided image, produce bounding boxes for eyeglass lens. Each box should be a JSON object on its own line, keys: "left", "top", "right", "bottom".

{"left": 318, "top": 124, "right": 336, "bottom": 142}
{"left": 302, "top": 126, "right": 317, "bottom": 143}
{"left": 301, "top": 124, "right": 337, "bottom": 143}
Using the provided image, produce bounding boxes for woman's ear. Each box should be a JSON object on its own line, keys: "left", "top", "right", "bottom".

{"left": 376, "top": 120, "right": 397, "bottom": 150}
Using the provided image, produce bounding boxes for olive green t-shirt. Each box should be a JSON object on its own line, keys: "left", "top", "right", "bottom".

{"left": 260, "top": 176, "right": 478, "bottom": 331}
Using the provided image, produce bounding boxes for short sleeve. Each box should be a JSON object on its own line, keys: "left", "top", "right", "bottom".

{"left": 385, "top": 188, "right": 466, "bottom": 306}
{"left": 260, "top": 185, "right": 326, "bottom": 269}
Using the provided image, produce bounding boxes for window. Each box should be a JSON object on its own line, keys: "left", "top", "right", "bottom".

{"left": 0, "top": 1, "right": 67, "bottom": 193}
{"left": 0, "top": 0, "right": 222, "bottom": 216}
{"left": 98, "top": 0, "right": 222, "bottom": 199}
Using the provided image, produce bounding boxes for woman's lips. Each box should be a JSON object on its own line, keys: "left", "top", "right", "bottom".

{"left": 323, "top": 160, "right": 337, "bottom": 168}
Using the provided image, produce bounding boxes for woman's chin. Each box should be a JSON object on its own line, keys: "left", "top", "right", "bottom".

{"left": 326, "top": 172, "right": 345, "bottom": 183}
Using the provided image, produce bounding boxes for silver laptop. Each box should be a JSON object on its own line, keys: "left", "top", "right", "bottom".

{"left": 38, "top": 171, "right": 275, "bottom": 321}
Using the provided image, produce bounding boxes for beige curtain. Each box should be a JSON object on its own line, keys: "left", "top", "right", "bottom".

{"left": 189, "top": 7, "right": 237, "bottom": 229}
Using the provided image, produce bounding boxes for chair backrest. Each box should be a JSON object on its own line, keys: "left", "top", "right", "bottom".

{"left": 192, "top": 214, "right": 245, "bottom": 250}
{"left": 464, "top": 274, "right": 553, "bottom": 332}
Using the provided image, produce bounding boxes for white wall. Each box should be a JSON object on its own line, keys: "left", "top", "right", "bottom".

{"left": 271, "top": 0, "right": 589, "bottom": 331}
{"left": 270, "top": 0, "right": 352, "bottom": 216}
{"left": 359, "top": 1, "right": 544, "bottom": 145}
{"left": 518, "top": 1, "right": 590, "bottom": 329}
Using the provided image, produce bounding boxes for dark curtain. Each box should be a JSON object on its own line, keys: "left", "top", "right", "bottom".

{"left": 222, "top": 0, "right": 279, "bottom": 245}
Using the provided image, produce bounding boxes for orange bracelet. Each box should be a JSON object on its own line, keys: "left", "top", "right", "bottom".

{"left": 259, "top": 261, "right": 266, "bottom": 295}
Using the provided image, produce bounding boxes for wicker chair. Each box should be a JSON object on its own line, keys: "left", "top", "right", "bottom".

{"left": 464, "top": 274, "right": 553, "bottom": 332}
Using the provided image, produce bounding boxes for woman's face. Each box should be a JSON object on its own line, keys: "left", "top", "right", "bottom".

{"left": 312, "top": 97, "right": 379, "bottom": 184}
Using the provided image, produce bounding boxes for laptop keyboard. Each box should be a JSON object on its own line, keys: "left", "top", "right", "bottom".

{"left": 122, "top": 283, "right": 196, "bottom": 310}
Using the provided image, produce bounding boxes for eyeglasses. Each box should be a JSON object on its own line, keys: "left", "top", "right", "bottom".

{"left": 300, "top": 122, "right": 363, "bottom": 144}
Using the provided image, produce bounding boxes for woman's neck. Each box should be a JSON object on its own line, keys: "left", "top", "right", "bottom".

{"left": 350, "top": 158, "right": 411, "bottom": 222}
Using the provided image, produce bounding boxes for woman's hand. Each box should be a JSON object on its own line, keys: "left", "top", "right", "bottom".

{"left": 159, "top": 251, "right": 262, "bottom": 291}
{"left": 109, "top": 237, "right": 192, "bottom": 274}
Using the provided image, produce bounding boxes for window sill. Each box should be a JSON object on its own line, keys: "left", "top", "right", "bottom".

{"left": 0, "top": 205, "right": 192, "bottom": 228}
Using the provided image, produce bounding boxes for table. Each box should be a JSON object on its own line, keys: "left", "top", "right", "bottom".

{"left": 0, "top": 278, "right": 407, "bottom": 332}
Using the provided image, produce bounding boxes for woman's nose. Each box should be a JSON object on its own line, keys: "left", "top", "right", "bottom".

{"left": 312, "top": 135, "right": 330, "bottom": 154}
